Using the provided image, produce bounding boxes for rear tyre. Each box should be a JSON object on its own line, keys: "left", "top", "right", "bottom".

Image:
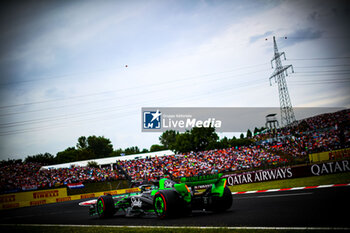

{"left": 153, "top": 190, "right": 182, "bottom": 219}
{"left": 210, "top": 186, "right": 233, "bottom": 212}
{"left": 96, "top": 195, "right": 115, "bottom": 218}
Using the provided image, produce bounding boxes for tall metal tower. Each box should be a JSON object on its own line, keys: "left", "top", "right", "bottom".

{"left": 269, "top": 36, "right": 296, "bottom": 127}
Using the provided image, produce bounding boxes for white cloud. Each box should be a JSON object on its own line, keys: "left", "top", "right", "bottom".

{"left": 0, "top": 0, "right": 349, "bottom": 159}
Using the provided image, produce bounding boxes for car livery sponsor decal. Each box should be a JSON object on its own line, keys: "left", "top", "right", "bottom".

{"left": 131, "top": 197, "right": 142, "bottom": 208}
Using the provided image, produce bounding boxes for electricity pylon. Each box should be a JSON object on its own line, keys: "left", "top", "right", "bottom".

{"left": 269, "top": 36, "right": 296, "bottom": 127}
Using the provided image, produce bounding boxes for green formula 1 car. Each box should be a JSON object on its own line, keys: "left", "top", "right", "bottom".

{"left": 79, "top": 173, "right": 232, "bottom": 219}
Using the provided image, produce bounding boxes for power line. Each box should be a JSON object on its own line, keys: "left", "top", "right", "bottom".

{"left": 295, "top": 64, "right": 350, "bottom": 69}
{"left": 2, "top": 53, "right": 350, "bottom": 134}
{"left": 2, "top": 62, "right": 349, "bottom": 128}
{"left": 0, "top": 68, "right": 270, "bottom": 118}
{"left": 293, "top": 72, "right": 350, "bottom": 76}
{"left": 281, "top": 36, "right": 350, "bottom": 40}
{"left": 1, "top": 69, "right": 347, "bottom": 135}
{"left": 2, "top": 56, "right": 348, "bottom": 109}
{"left": 0, "top": 63, "right": 269, "bottom": 109}
{"left": 0, "top": 75, "right": 269, "bottom": 130}
{"left": 287, "top": 56, "right": 350, "bottom": 61}
{"left": 289, "top": 80, "right": 350, "bottom": 86}
{"left": 295, "top": 69, "right": 350, "bottom": 73}
{"left": 0, "top": 79, "right": 268, "bottom": 136}
{"left": 0, "top": 66, "right": 128, "bottom": 87}
{"left": 290, "top": 79, "right": 350, "bottom": 83}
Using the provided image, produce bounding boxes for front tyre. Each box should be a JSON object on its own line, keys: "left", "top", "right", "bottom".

{"left": 96, "top": 195, "right": 115, "bottom": 218}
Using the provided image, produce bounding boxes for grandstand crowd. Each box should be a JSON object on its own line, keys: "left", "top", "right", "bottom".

{"left": 1, "top": 109, "right": 349, "bottom": 193}
{"left": 257, "top": 109, "right": 350, "bottom": 156}
{"left": 0, "top": 162, "right": 119, "bottom": 192}
{"left": 119, "top": 146, "right": 287, "bottom": 180}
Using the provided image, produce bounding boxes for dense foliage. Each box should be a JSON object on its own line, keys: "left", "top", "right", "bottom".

{"left": 159, "top": 127, "right": 253, "bottom": 153}
{"left": 2, "top": 127, "right": 255, "bottom": 165}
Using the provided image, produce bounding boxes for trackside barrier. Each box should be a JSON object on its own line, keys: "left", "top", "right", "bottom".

{"left": 224, "top": 159, "right": 350, "bottom": 186}
{"left": 309, "top": 148, "right": 350, "bottom": 162}
{"left": 0, "top": 187, "right": 140, "bottom": 210}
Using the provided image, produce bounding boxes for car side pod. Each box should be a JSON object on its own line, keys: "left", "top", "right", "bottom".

{"left": 211, "top": 178, "right": 227, "bottom": 197}
{"left": 173, "top": 183, "right": 191, "bottom": 203}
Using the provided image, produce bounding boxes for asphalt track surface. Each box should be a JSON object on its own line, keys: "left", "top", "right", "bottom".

{"left": 0, "top": 186, "right": 349, "bottom": 228}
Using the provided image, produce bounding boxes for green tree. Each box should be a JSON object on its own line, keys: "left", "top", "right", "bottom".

{"left": 159, "top": 130, "right": 177, "bottom": 149}
{"left": 86, "top": 135, "right": 113, "bottom": 158}
{"left": 0, "top": 159, "right": 22, "bottom": 166}
{"left": 173, "top": 131, "right": 193, "bottom": 153}
{"left": 217, "top": 136, "right": 230, "bottom": 149}
{"left": 124, "top": 146, "right": 140, "bottom": 155}
{"left": 191, "top": 126, "right": 219, "bottom": 151}
{"left": 246, "top": 129, "right": 252, "bottom": 138}
{"left": 55, "top": 135, "right": 113, "bottom": 163}
{"left": 56, "top": 147, "right": 78, "bottom": 163}
{"left": 76, "top": 136, "right": 87, "bottom": 149}
{"left": 229, "top": 137, "right": 253, "bottom": 148}
{"left": 110, "top": 148, "right": 124, "bottom": 157}
{"left": 76, "top": 149, "right": 94, "bottom": 161}
{"left": 24, "top": 153, "right": 56, "bottom": 165}
{"left": 141, "top": 148, "right": 149, "bottom": 153}
{"left": 150, "top": 144, "right": 166, "bottom": 152}
{"left": 87, "top": 161, "right": 99, "bottom": 168}
{"left": 240, "top": 133, "right": 244, "bottom": 139}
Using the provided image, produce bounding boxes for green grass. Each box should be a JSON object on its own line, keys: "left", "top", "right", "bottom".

{"left": 0, "top": 226, "right": 338, "bottom": 233}
{"left": 228, "top": 172, "right": 350, "bottom": 192}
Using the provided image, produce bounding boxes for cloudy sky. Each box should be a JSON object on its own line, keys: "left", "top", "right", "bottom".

{"left": 0, "top": 0, "right": 349, "bottom": 160}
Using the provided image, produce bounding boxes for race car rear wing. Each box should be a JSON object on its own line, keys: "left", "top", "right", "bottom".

{"left": 180, "top": 173, "right": 227, "bottom": 197}
{"left": 180, "top": 173, "right": 223, "bottom": 187}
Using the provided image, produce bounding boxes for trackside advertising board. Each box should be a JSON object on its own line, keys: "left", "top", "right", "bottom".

{"left": 0, "top": 188, "right": 67, "bottom": 210}
{"left": 223, "top": 159, "right": 350, "bottom": 186}
{"left": 0, "top": 187, "right": 140, "bottom": 210}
